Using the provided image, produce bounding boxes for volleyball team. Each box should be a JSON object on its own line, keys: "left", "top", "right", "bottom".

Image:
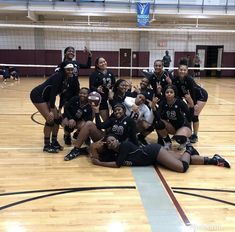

{"left": 30, "top": 46, "right": 230, "bottom": 172}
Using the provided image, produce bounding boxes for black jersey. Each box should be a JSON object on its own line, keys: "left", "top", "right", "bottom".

{"left": 172, "top": 75, "right": 196, "bottom": 103}
{"left": 113, "top": 141, "right": 161, "bottom": 167}
{"left": 95, "top": 114, "right": 138, "bottom": 145}
{"left": 63, "top": 96, "right": 92, "bottom": 122}
{"left": 148, "top": 70, "right": 172, "bottom": 98}
{"left": 57, "top": 57, "right": 91, "bottom": 89}
{"left": 172, "top": 75, "right": 208, "bottom": 104}
{"left": 30, "top": 71, "right": 78, "bottom": 109}
{"left": 157, "top": 98, "right": 194, "bottom": 130}
{"left": 89, "top": 70, "right": 116, "bottom": 102}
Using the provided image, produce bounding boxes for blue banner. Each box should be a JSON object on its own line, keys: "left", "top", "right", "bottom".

{"left": 136, "top": 2, "right": 150, "bottom": 27}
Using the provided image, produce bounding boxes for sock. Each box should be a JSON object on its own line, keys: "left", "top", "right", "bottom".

{"left": 44, "top": 137, "right": 50, "bottom": 146}
{"left": 204, "top": 157, "right": 217, "bottom": 165}
{"left": 52, "top": 135, "right": 57, "bottom": 144}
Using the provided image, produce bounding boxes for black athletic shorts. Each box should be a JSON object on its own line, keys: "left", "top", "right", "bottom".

{"left": 195, "top": 87, "right": 208, "bottom": 102}
{"left": 30, "top": 88, "right": 48, "bottom": 103}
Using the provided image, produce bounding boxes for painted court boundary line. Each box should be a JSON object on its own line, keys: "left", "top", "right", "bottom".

{"left": 132, "top": 166, "right": 190, "bottom": 232}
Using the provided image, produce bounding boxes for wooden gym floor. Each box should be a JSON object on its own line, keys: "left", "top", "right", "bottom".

{"left": 0, "top": 77, "right": 234, "bottom": 232}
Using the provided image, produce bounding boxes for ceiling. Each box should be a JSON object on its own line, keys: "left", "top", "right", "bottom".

{"left": 0, "top": 1, "right": 234, "bottom": 31}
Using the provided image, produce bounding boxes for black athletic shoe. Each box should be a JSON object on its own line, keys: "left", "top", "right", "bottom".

{"left": 43, "top": 144, "right": 59, "bottom": 153}
{"left": 190, "top": 134, "right": 198, "bottom": 143}
{"left": 212, "top": 154, "right": 231, "bottom": 168}
{"left": 64, "top": 134, "right": 72, "bottom": 145}
{"left": 52, "top": 140, "right": 64, "bottom": 151}
{"left": 185, "top": 144, "right": 200, "bottom": 156}
{"left": 64, "top": 147, "right": 81, "bottom": 161}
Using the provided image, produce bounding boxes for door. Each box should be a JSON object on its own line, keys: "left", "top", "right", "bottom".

{"left": 196, "top": 45, "right": 224, "bottom": 77}
{"left": 119, "top": 49, "right": 131, "bottom": 77}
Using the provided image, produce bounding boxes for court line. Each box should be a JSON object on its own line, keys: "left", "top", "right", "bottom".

{"left": 172, "top": 187, "right": 235, "bottom": 193}
{"left": 132, "top": 166, "right": 189, "bottom": 232}
{"left": 173, "top": 191, "right": 235, "bottom": 207}
{"left": 0, "top": 186, "right": 135, "bottom": 211}
{"left": 154, "top": 167, "right": 191, "bottom": 226}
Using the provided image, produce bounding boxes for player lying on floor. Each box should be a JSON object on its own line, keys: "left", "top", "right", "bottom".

{"left": 89, "top": 135, "right": 230, "bottom": 172}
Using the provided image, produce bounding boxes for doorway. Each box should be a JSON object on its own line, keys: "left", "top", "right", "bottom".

{"left": 196, "top": 45, "right": 224, "bottom": 77}
{"left": 119, "top": 48, "right": 131, "bottom": 77}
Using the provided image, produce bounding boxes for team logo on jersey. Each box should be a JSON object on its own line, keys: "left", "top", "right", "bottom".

{"left": 112, "top": 125, "right": 124, "bottom": 135}
{"left": 75, "top": 109, "right": 83, "bottom": 119}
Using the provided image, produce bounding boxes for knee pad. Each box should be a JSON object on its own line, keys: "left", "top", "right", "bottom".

{"left": 45, "top": 121, "right": 54, "bottom": 127}
{"left": 54, "top": 118, "right": 62, "bottom": 125}
{"left": 172, "top": 135, "right": 187, "bottom": 144}
{"left": 64, "top": 126, "right": 74, "bottom": 133}
{"left": 182, "top": 161, "right": 189, "bottom": 173}
{"left": 192, "top": 115, "right": 199, "bottom": 123}
{"left": 154, "top": 120, "right": 166, "bottom": 130}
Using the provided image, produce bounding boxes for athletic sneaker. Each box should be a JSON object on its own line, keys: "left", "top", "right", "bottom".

{"left": 52, "top": 140, "right": 64, "bottom": 151}
{"left": 212, "top": 154, "right": 231, "bottom": 168}
{"left": 64, "top": 147, "right": 81, "bottom": 161}
{"left": 43, "top": 144, "right": 59, "bottom": 153}
{"left": 64, "top": 134, "right": 72, "bottom": 145}
{"left": 190, "top": 134, "right": 198, "bottom": 143}
{"left": 185, "top": 144, "right": 200, "bottom": 156}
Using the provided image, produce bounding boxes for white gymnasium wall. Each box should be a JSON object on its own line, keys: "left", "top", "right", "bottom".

{"left": 0, "top": 28, "right": 234, "bottom": 53}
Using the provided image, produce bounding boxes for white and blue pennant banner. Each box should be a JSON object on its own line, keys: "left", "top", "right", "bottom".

{"left": 136, "top": 2, "right": 150, "bottom": 27}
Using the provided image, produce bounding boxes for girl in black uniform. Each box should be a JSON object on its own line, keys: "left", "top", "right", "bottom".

{"left": 89, "top": 57, "right": 116, "bottom": 121}
{"left": 153, "top": 84, "right": 194, "bottom": 150}
{"left": 148, "top": 60, "right": 172, "bottom": 100}
{"left": 62, "top": 87, "right": 93, "bottom": 145}
{"left": 109, "top": 79, "right": 129, "bottom": 109}
{"left": 57, "top": 46, "right": 92, "bottom": 91}
{"left": 172, "top": 60, "right": 208, "bottom": 143}
{"left": 30, "top": 61, "right": 75, "bottom": 153}
{"left": 90, "top": 135, "right": 230, "bottom": 170}
{"left": 64, "top": 103, "right": 138, "bottom": 161}
{"left": 131, "top": 77, "right": 154, "bottom": 103}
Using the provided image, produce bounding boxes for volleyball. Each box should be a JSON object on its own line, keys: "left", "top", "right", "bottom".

{"left": 88, "top": 91, "right": 101, "bottom": 106}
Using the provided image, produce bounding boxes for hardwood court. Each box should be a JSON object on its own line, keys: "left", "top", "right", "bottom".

{"left": 0, "top": 77, "right": 234, "bottom": 232}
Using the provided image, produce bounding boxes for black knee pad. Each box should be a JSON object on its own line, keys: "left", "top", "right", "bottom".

{"left": 64, "top": 126, "right": 74, "bottom": 133}
{"left": 45, "top": 121, "right": 54, "bottom": 127}
{"left": 54, "top": 117, "right": 62, "bottom": 125}
{"left": 182, "top": 161, "right": 189, "bottom": 173}
{"left": 172, "top": 135, "right": 187, "bottom": 144}
{"left": 192, "top": 115, "right": 199, "bottom": 123}
{"left": 154, "top": 120, "right": 166, "bottom": 130}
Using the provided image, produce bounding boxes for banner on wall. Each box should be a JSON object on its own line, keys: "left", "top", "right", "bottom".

{"left": 136, "top": 2, "right": 150, "bottom": 27}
